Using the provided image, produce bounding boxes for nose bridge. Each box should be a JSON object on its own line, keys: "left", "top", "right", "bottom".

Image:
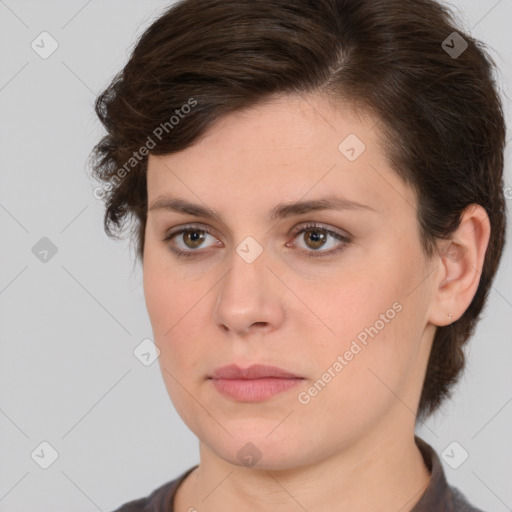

{"left": 213, "top": 245, "right": 284, "bottom": 335}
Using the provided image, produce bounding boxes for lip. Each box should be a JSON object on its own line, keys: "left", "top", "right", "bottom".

{"left": 211, "top": 364, "right": 301, "bottom": 380}
{"left": 209, "top": 364, "right": 304, "bottom": 402}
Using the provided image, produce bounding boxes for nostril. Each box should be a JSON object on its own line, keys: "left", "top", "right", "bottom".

{"left": 250, "top": 322, "right": 269, "bottom": 329}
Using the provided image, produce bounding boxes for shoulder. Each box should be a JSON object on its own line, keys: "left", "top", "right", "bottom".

{"left": 110, "top": 479, "right": 174, "bottom": 512}
{"left": 450, "top": 485, "right": 487, "bottom": 512}
{"left": 413, "top": 437, "right": 488, "bottom": 512}
{"left": 110, "top": 466, "right": 198, "bottom": 512}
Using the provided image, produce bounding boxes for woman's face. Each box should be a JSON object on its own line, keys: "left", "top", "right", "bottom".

{"left": 143, "top": 93, "right": 438, "bottom": 469}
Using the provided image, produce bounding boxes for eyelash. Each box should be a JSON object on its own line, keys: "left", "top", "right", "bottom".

{"left": 163, "top": 222, "right": 352, "bottom": 259}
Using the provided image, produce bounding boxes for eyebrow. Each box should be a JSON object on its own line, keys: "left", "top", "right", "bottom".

{"left": 148, "top": 195, "right": 377, "bottom": 222}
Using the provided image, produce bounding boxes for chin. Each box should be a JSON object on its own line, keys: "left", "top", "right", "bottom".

{"left": 200, "top": 427, "right": 316, "bottom": 471}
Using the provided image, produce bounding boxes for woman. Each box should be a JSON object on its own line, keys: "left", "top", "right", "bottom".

{"left": 90, "top": 0, "right": 507, "bottom": 510}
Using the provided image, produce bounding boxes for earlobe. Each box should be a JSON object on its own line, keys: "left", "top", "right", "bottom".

{"left": 428, "top": 204, "right": 491, "bottom": 327}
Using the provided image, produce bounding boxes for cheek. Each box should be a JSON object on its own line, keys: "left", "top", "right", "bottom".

{"left": 297, "top": 293, "right": 418, "bottom": 441}
{"left": 143, "top": 248, "right": 210, "bottom": 375}
{"left": 144, "top": 270, "right": 198, "bottom": 354}
{"left": 143, "top": 260, "right": 208, "bottom": 422}
{"left": 143, "top": 241, "right": 194, "bottom": 336}
{"left": 310, "top": 245, "right": 427, "bottom": 386}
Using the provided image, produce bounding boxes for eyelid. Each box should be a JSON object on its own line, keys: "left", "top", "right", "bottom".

{"left": 164, "top": 223, "right": 218, "bottom": 240}
{"left": 289, "top": 221, "right": 350, "bottom": 239}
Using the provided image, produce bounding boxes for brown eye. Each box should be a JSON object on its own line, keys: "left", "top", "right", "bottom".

{"left": 163, "top": 225, "right": 222, "bottom": 258}
{"left": 182, "top": 229, "right": 207, "bottom": 249}
{"left": 289, "top": 223, "right": 351, "bottom": 258}
{"left": 303, "top": 229, "right": 328, "bottom": 250}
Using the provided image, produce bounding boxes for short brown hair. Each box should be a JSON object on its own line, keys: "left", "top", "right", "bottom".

{"left": 89, "top": 0, "right": 507, "bottom": 421}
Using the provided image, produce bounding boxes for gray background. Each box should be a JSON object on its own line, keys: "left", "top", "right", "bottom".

{"left": 0, "top": 1, "right": 511, "bottom": 511}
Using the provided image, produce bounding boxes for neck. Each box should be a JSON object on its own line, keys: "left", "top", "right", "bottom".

{"left": 174, "top": 410, "right": 431, "bottom": 512}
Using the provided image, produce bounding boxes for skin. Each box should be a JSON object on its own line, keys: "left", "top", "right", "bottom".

{"left": 142, "top": 92, "right": 490, "bottom": 512}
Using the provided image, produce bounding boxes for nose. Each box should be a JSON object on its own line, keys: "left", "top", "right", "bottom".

{"left": 213, "top": 248, "right": 285, "bottom": 337}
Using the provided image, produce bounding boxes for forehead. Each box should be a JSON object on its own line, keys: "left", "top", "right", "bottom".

{"left": 180, "top": 93, "right": 377, "bottom": 160}
{"left": 146, "top": 93, "right": 415, "bottom": 220}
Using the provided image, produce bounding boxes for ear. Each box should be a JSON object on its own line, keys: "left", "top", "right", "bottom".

{"left": 428, "top": 204, "right": 491, "bottom": 327}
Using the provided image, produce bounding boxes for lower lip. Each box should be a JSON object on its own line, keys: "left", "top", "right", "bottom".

{"left": 210, "top": 377, "right": 303, "bottom": 402}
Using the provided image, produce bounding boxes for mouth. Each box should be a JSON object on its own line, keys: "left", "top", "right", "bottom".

{"left": 208, "top": 364, "right": 304, "bottom": 402}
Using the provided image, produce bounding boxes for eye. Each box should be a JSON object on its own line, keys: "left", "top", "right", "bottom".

{"left": 287, "top": 222, "right": 351, "bottom": 258}
{"left": 163, "top": 222, "right": 351, "bottom": 259}
{"left": 163, "top": 224, "right": 221, "bottom": 257}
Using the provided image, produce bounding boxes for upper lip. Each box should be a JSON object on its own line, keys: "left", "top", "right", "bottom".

{"left": 210, "top": 364, "right": 302, "bottom": 380}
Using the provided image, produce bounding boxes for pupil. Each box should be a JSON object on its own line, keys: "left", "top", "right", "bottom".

{"left": 186, "top": 230, "right": 204, "bottom": 247}
{"left": 307, "top": 230, "right": 325, "bottom": 248}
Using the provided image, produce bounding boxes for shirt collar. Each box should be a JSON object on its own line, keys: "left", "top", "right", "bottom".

{"left": 411, "top": 435, "right": 454, "bottom": 511}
